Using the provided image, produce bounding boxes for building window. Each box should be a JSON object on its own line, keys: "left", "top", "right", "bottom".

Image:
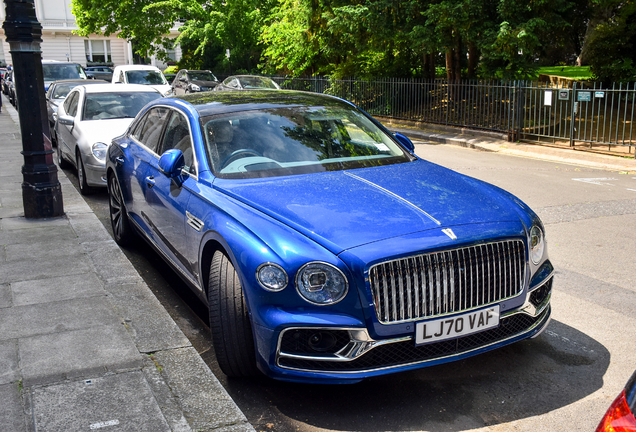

{"left": 85, "top": 40, "right": 111, "bottom": 64}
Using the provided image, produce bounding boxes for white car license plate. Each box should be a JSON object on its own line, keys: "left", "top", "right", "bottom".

{"left": 415, "top": 305, "right": 500, "bottom": 345}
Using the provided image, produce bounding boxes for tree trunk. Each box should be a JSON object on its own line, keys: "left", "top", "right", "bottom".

{"left": 467, "top": 41, "right": 478, "bottom": 78}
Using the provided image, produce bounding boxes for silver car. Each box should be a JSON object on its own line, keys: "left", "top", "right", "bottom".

{"left": 55, "top": 83, "right": 163, "bottom": 195}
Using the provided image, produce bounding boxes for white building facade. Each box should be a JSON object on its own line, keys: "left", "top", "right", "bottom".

{"left": 0, "top": 0, "right": 181, "bottom": 70}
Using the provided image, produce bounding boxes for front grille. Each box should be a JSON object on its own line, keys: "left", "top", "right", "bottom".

{"left": 278, "top": 307, "right": 549, "bottom": 372}
{"left": 369, "top": 240, "right": 526, "bottom": 324}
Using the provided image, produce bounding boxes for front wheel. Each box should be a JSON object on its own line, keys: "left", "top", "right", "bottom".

{"left": 76, "top": 152, "right": 94, "bottom": 195}
{"left": 208, "top": 251, "right": 259, "bottom": 377}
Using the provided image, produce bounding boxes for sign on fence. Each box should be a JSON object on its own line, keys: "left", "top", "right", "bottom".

{"left": 595, "top": 91, "right": 605, "bottom": 98}
{"left": 544, "top": 90, "right": 552, "bottom": 106}
{"left": 577, "top": 91, "right": 592, "bottom": 102}
{"left": 558, "top": 90, "right": 570, "bottom": 100}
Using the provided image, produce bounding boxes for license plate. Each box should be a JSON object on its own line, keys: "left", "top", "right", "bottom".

{"left": 415, "top": 305, "right": 500, "bottom": 345}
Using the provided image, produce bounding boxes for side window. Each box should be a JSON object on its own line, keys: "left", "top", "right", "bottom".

{"left": 63, "top": 92, "right": 79, "bottom": 116}
{"left": 132, "top": 107, "right": 170, "bottom": 154}
{"left": 229, "top": 79, "right": 239, "bottom": 88}
{"left": 159, "top": 111, "right": 195, "bottom": 174}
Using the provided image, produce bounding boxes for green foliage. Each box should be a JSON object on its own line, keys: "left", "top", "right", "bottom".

{"left": 586, "top": 0, "right": 636, "bottom": 82}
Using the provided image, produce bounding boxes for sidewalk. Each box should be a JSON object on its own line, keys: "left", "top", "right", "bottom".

{"left": 0, "top": 97, "right": 255, "bottom": 431}
{"left": 383, "top": 119, "right": 636, "bottom": 174}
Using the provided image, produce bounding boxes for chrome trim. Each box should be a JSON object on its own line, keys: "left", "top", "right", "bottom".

{"left": 256, "top": 262, "right": 288, "bottom": 292}
{"left": 295, "top": 261, "right": 349, "bottom": 306}
{"left": 369, "top": 240, "right": 527, "bottom": 324}
{"left": 505, "top": 276, "right": 553, "bottom": 319}
{"left": 276, "top": 306, "right": 551, "bottom": 374}
{"left": 186, "top": 211, "right": 204, "bottom": 232}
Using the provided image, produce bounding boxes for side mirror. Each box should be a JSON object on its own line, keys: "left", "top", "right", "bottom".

{"left": 179, "top": 76, "right": 186, "bottom": 82}
{"left": 158, "top": 149, "right": 185, "bottom": 186}
{"left": 58, "top": 115, "right": 75, "bottom": 126}
{"left": 394, "top": 132, "right": 415, "bottom": 154}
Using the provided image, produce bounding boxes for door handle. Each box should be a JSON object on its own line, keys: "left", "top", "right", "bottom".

{"left": 115, "top": 156, "right": 124, "bottom": 165}
{"left": 145, "top": 176, "right": 155, "bottom": 188}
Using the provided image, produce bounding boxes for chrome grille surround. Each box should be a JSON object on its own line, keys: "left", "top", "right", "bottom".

{"left": 369, "top": 239, "right": 527, "bottom": 324}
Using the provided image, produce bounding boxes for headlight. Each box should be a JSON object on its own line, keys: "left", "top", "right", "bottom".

{"left": 530, "top": 225, "right": 545, "bottom": 265}
{"left": 296, "top": 262, "right": 348, "bottom": 305}
{"left": 256, "top": 263, "right": 288, "bottom": 292}
{"left": 190, "top": 84, "right": 200, "bottom": 91}
{"left": 91, "top": 142, "right": 108, "bottom": 160}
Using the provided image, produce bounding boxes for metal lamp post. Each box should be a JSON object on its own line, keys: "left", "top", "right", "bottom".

{"left": 3, "top": 0, "right": 64, "bottom": 218}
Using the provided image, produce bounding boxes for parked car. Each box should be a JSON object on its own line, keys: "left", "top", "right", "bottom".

{"left": 214, "top": 75, "right": 280, "bottom": 91}
{"left": 46, "top": 79, "right": 104, "bottom": 146}
{"left": 111, "top": 65, "right": 172, "bottom": 96}
{"left": 172, "top": 69, "right": 218, "bottom": 95}
{"left": 2, "top": 70, "right": 10, "bottom": 95}
{"left": 41, "top": 59, "right": 88, "bottom": 91}
{"left": 56, "top": 84, "right": 162, "bottom": 195}
{"left": 85, "top": 66, "right": 114, "bottom": 82}
{"left": 105, "top": 90, "right": 553, "bottom": 383}
{"left": 6, "top": 71, "right": 17, "bottom": 107}
{"left": 595, "top": 370, "right": 636, "bottom": 431}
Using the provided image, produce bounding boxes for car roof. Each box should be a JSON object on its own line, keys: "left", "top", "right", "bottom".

{"left": 114, "top": 65, "right": 162, "bottom": 72}
{"left": 50, "top": 79, "right": 96, "bottom": 86}
{"left": 42, "top": 59, "right": 82, "bottom": 65}
{"left": 80, "top": 83, "right": 162, "bottom": 94}
{"left": 165, "top": 90, "right": 350, "bottom": 117}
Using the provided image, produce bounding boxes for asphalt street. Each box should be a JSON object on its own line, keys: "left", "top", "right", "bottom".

{"left": 62, "top": 136, "right": 636, "bottom": 432}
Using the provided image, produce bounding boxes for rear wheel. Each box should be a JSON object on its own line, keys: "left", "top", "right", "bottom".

{"left": 108, "top": 174, "right": 134, "bottom": 246}
{"left": 57, "top": 143, "right": 70, "bottom": 169}
{"left": 208, "top": 251, "right": 259, "bottom": 377}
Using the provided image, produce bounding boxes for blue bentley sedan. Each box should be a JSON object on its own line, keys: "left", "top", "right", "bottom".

{"left": 106, "top": 90, "right": 553, "bottom": 383}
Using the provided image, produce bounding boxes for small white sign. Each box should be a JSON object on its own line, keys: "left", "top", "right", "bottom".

{"left": 544, "top": 90, "right": 553, "bottom": 106}
{"left": 89, "top": 420, "right": 120, "bottom": 430}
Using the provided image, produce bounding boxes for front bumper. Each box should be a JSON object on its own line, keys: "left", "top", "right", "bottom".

{"left": 84, "top": 157, "right": 107, "bottom": 187}
{"left": 257, "top": 276, "right": 552, "bottom": 383}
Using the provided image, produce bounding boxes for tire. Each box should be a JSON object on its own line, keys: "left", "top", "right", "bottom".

{"left": 76, "top": 152, "right": 95, "bottom": 195}
{"left": 108, "top": 174, "right": 134, "bottom": 246}
{"left": 208, "top": 251, "right": 259, "bottom": 377}
{"left": 57, "top": 142, "right": 70, "bottom": 169}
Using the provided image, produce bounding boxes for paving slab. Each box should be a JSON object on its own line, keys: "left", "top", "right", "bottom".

{"left": 0, "top": 253, "right": 93, "bottom": 284}
{"left": 109, "top": 291, "right": 191, "bottom": 353}
{"left": 67, "top": 212, "right": 115, "bottom": 243}
{"left": 0, "top": 339, "right": 20, "bottom": 385}
{"left": 0, "top": 283, "right": 11, "bottom": 309}
{"left": 31, "top": 371, "right": 170, "bottom": 432}
{"left": 81, "top": 240, "right": 145, "bottom": 285}
{"left": 0, "top": 296, "right": 121, "bottom": 341}
{"left": 0, "top": 224, "right": 77, "bottom": 246}
{"left": 153, "top": 347, "right": 252, "bottom": 431}
{"left": 0, "top": 383, "right": 27, "bottom": 432}
{"left": 19, "top": 325, "right": 142, "bottom": 386}
{"left": 11, "top": 273, "right": 105, "bottom": 306}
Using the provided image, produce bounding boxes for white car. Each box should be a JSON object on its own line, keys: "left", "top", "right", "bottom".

{"left": 111, "top": 65, "right": 172, "bottom": 96}
{"left": 55, "top": 83, "right": 163, "bottom": 194}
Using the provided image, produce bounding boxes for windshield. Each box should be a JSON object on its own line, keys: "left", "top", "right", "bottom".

{"left": 52, "top": 83, "right": 81, "bottom": 99}
{"left": 83, "top": 92, "right": 162, "bottom": 120}
{"left": 202, "top": 106, "right": 411, "bottom": 179}
{"left": 125, "top": 70, "right": 167, "bottom": 85}
{"left": 187, "top": 72, "right": 217, "bottom": 82}
{"left": 237, "top": 77, "right": 279, "bottom": 89}
{"left": 42, "top": 64, "right": 87, "bottom": 81}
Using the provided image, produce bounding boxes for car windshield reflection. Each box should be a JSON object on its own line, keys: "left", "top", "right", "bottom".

{"left": 187, "top": 72, "right": 217, "bottom": 81}
{"left": 83, "top": 92, "right": 162, "bottom": 120}
{"left": 202, "top": 106, "right": 411, "bottom": 179}
{"left": 125, "top": 70, "right": 167, "bottom": 85}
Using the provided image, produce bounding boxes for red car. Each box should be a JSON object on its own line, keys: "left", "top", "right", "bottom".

{"left": 596, "top": 371, "right": 636, "bottom": 431}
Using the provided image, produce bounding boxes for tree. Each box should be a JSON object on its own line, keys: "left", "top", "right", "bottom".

{"left": 583, "top": 0, "right": 636, "bottom": 82}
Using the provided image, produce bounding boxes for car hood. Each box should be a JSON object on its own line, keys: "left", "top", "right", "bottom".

{"left": 78, "top": 118, "right": 134, "bottom": 146}
{"left": 214, "top": 160, "right": 523, "bottom": 254}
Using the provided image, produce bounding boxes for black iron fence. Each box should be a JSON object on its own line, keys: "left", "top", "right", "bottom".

{"left": 270, "top": 76, "right": 636, "bottom": 155}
